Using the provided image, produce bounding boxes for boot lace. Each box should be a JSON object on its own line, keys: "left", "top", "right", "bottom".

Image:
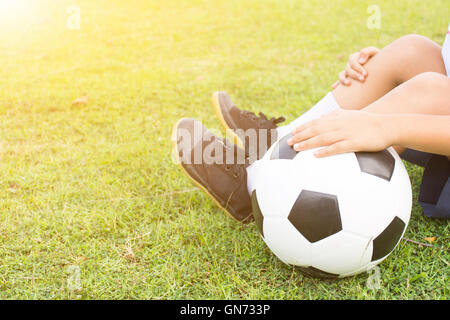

{"left": 209, "top": 136, "right": 247, "bottom": 178}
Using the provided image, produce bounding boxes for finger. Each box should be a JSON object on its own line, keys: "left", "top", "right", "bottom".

{"left": 288, "top": 127, "right": 318, "bottom": 146}
{"left": 346, "top": 64, "right": 365, "bottom": 82}
{"left": 293, "top": 132, "right": 339, "bottom": 152}
{"left": 360, "top": 46, "right": 379, "bottom": 56}
{"left": 339, "top": 71, "right": 351, "bottom": 86}
{"left": 358, "top": 46, "right": 379, "bottom": 64}
{"left": 348, "top": 55, "right": 367, "bottom": 78}
{"left": 290, "top": 124, "right": 309, "bottom": 138}
{"left": 313, "top": 140, "right": 352, "bottom": 158}
{"left": 290, "top": 118, "right": 319, "bottom": 136}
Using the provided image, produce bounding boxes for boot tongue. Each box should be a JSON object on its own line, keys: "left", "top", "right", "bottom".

{"left": 237, "top": 109, "right": 284, "bottom": 130}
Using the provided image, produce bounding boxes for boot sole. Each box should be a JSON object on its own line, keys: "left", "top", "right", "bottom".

{"left": 211, "top": 92, "right": 245, "bottom": 149}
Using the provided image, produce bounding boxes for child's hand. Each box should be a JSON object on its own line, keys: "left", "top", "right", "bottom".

{"left": 332, "top": 47, "right": 380, "bottom": 88}
{"left": 287, "top": 109, "right": 394, "bottom": 157}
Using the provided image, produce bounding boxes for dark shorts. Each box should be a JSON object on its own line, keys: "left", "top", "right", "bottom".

{"left": 401, "top": 149, "right": 450, "bottom": 219}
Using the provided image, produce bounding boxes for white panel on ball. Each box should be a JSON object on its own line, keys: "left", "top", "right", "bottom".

{"left": 263, "top": 217, "right": 313, "bottom": 266}
{"left": 254, "top": 160, "right": 304, "bottom": 219}
{"left": 309, "top": 231, "right": 371, "bottom": 275}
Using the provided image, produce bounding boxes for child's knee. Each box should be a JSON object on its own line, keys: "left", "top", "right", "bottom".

{"left": 409, "top": 72, "right": 450, "bottom": 113}
{"left": 393, "top": 34, "right": 441, "bottom": 62}
{"left": 413, "top": 72, "right": 450, "bottom": 90}
{"left": 395, "top": 34, "right": 434, "bottom": 49}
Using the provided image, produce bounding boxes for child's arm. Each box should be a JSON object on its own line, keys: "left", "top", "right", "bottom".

{"left": 289, "top": 72, "right": 450, "bottom": 157}
{"left": 391, "top": 114, "right": 450, "bottom": 156}
{"left": 287, "top": 110, "right": 450, "bottom": 158}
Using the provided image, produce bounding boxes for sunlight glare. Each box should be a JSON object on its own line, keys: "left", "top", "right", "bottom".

{"left": 0, "top": 0, "right": 37, "bottom": 23}
{"left": 0, "top": 0, "right": 27, "bottom": 14}
{"left": 0, "top": 0, "right": 41, "bottom": 34}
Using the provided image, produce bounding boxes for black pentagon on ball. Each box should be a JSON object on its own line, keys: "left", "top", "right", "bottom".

{"left": 270, "top": 133, "right": 298, "bottom": 160}
{"left": 251, "top": 190, "right": 264, "bottom": 237}
{"left": 371, "top": 216, "right": 406, "bottom": 261}
{"left": 294, "top": 265, "right": 339, "bottom": 279}
{"left": 288, "top": 190, "right": 342, "bottom": 243}
{"left": 355, "top": 150, "right": 395, "bottom": 181}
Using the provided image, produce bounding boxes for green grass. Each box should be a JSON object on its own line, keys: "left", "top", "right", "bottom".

{"left": 0, "top": 0, "right": 448, "bottom": 299}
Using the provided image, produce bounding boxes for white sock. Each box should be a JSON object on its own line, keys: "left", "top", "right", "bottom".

{"left": 246, "top": 159, "right": 263, "bottom": 195}
{"left": 246, "top": 92, "right": 341, "bottom": 195}
{"left": 276, "top": 92, "right": 341, "bottom": 137}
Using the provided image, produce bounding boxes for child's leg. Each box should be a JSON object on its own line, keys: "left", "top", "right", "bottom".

{"left": 278, "top": 34, "right": 446, "bottom": 137}
{"left": 360, "top": 72, "right": 450, "bottom": 155}
{"left": 333, "top": 34, "right": 446, "bottom": 110}
{"left": 362, "top": 72, "right": 450, "bottom": 115}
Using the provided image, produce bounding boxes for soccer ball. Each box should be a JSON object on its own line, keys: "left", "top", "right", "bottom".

{"left": 250, "top": 134, "right": 412, "bottom": 278}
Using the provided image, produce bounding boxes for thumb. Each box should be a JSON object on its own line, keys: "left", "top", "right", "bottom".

{"left": 358, "top": 46, "right": 379, "bottom": 64}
